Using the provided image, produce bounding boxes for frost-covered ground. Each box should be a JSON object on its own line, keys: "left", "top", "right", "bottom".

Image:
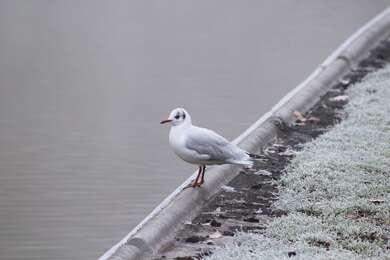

{"left": 205, "top": 66, "right": 390, "bottom": 260}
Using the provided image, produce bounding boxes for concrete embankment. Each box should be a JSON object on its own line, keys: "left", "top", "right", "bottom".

{"left": 162, "top": 36, "right": 390, "bottom": 259}
{"left": 100, "top": 7, "right": 390, "bottom": 260}
{"left": 204, "top": 39, "right": 390, "bottom": 260}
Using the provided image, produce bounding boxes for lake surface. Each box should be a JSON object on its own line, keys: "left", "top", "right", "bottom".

{"left": 1, "top": 1, "right": 389, "bottom": 259}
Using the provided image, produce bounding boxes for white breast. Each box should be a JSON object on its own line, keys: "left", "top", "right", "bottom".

{"left": 169, "top": 125, "right": 209, "bottom": 165}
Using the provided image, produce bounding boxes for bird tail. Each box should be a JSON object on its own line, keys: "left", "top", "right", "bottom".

{"left": 228, "top": 152, "right": 263, "bottom": 168}
{"left": 232, "top": 160, "right": 254, "bottom": 167}
{"left": 245, "top": 152, "right": 267, "bottom": 170}
{"left": 228, "top": 157, "right": 254, "bottom": 167}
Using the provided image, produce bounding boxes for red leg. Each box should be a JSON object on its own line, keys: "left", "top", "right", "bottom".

{"left": 197, "top": 165, "right": 206, "bottom": 186}
{"left": 191, "top": 166, "right": 202, "bottom": 188}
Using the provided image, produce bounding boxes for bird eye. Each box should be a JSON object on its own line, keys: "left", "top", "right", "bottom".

{"left": 174, "top": 114, "right": 180, "bottom": 119}
{"left": 182, "top": 113, "right": 186, "bottom": 119}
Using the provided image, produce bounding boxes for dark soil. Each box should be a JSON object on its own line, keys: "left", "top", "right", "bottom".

{"left": 154, "top": 37, "right": 390, "bottom": 260}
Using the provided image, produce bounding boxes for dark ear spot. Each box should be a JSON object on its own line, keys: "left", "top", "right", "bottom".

{"left": 174, "top": 113, "right": 180, "bottom": 120}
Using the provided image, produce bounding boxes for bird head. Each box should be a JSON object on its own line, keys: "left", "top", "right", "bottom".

{"left": 160, "top": 107, "right": 191, "bottom": 126}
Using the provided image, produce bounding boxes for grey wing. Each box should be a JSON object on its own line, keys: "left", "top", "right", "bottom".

{"left": 184, "top": 127, "right": 237, "bottom": 162}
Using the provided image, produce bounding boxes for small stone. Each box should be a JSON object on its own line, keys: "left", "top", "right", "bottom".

{"left": 174, "top": 257, "right": 194, "bottom": 260}
{"left": 251, "top": 183, "right": 262, "bottom": 189}
{"left": 185, "top": 236, "right": 205, "bottom": 243}
{"left": 202, "top": 219, "right": 211, "bottom": 224}
{"left": 209, "top": 231, "right": 223, "bottom": 239}
{"left": 243, "top": 217, "right": 259, "bottom": 223}
{"left": 232, "top": 198, "right": 246, "bottom": 204}
{"left": 329, "top": 95, "right": 349, "bottom": 102}
{"left": 339, "top": 77, "right": 351, "bottom": 85}
{"left": 369, "top": 198, "right": 385, "bottom": 204}
{"left": 214, "top": 207, "right": 222, "bottom": 214}
{"left": 254, "top": 170, "right": 272, "bottom": 176}
{"left": 279, "top": 149, "right": 296, "bottom": 157}
{"left": 222, "top": 230, "right": 234, "bottom": 236}
{"left": 221, "top": 185, "right": 236, "bottom": 192}
{"left": 210, "top": 219, "right": 221, "bottom": 227}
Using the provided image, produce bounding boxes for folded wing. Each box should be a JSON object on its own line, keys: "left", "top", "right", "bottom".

{"left": 184, "top": 127, "right": 242, "bottom": 163}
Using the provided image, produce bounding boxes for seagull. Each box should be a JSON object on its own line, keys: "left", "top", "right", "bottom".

{"left": 160, "top": 107, "right": 260, "bottom": 188}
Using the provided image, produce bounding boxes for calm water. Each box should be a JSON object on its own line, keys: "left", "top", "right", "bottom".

{"left": 1, "top": 1, "right": 389, "bottom": 259}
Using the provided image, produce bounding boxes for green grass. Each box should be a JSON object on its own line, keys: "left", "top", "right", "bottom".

{"left": 205, "top": 65, "right": 390, "bottom": 259}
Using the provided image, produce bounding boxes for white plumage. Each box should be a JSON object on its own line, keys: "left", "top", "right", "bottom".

{"left": 161, "top": 108, "right": 256, "bottom": 188}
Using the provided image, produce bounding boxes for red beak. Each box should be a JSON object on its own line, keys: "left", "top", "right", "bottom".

{"left": 160, "top": 119, "right": 172, "bottom": 124}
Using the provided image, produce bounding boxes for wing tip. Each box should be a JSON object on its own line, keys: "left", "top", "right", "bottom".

{"left": 246, "top": 152, "right": 263, "bottom": 159}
